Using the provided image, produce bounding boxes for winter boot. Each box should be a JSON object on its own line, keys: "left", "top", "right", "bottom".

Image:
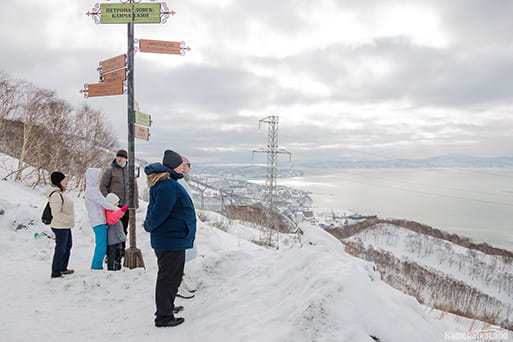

{"left": 182, "top": 274, "right": 198, "bottom": 292}
{"left": 177, "top": 284, "right": 195, "bottom": 299}
{"left": 155, "top": 317, "right": 185, "bottom": 327}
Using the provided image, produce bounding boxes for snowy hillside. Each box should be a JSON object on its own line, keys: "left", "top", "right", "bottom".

{"left": 327, "top": 220, "right": 513, "bottom": 331}
{"left": 0, "top": 154, "right": 510, "bottom": 341}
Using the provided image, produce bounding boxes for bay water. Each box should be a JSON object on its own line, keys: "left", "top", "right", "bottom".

{"left": 279, "top": 168, "right": 513, "bottom": 252}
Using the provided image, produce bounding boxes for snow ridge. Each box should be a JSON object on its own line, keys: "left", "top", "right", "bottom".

{"left": 329, "top": 222, "right": 513, "bottom": 330}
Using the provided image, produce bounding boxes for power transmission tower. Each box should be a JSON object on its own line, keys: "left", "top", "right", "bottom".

{"left": 252, "top": 115, "right": 291, "bottom": 248}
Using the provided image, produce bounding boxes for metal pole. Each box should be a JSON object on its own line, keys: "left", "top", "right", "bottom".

{"left": 127, "top": 8, "right": 136, "bottom": 249}
{"left": 124, "top": 1, "right": 144, "bottom": 269}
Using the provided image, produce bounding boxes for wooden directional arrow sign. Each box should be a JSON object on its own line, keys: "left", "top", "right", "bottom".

{"left": 139, "top": 39, "right": 183, "bottom": 54}
{"left": 135, "top": 111, "right": 152, "bottom": 127}
{"left": 99, "top": 54, "right": 126, "bottom": 73}
{"left": 134, "top": 124, "right": 150, "bottom": 141}
{"left": 100, "top": 3, "right": 161, "bottom": 24}
{"left": 86, "top": 81, "right": 124, "bottom": 97}
{"left": 101, "top": 68, "right": 127, "bottom": 83}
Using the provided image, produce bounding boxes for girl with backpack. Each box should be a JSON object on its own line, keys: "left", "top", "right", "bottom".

{"left": 45, "top": 171, "right": 75, "bottom": 279}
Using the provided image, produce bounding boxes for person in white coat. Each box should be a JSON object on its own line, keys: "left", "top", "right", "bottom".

{"left": 85, "top": 168, "right": 120, "bottom": 270}
{"left": 177, "top": 156, "right": 198, "bottom": 297}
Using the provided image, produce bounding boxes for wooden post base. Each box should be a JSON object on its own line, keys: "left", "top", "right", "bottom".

{"left": 124, "top": 247, "right": 145, "bottom": 269}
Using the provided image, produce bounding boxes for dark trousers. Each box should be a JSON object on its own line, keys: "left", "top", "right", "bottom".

{"left": 154, "top": 250, "right": 185, "bottom": 323}
{"left": 120, "top": 210, "right": 129, "bottom": 235}
{"left": 107, "top": 243, "right": 123, "bottom": 271}
{"left": 51, "top": 228, "right": 72, "bottom": 278}
{"left": 120, "top": 211, "right": 129, "bottom": 256}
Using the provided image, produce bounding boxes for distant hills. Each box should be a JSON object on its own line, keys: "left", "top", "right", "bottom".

{"left": 194, "top": 164, "right": 304, "bottom": 179}
{"left": 194, "top": 155, "right": 513, "bottom": 178}
{"left": 296, "top": 154, "right": 513, "bottom": 169}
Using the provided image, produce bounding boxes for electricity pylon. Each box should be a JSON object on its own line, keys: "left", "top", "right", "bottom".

{"left": 252, "top": 115, "right": 291, "bottom": 248}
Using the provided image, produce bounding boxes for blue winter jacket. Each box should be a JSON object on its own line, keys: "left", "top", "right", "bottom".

{"left": 144, "top": 163, "right": 196, "bottom": 251}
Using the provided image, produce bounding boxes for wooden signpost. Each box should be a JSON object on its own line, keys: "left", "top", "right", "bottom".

{"left": 99, "top": 54, "right": 126, "bottom": 73}
{"left": 86, "top": 81, "right": 125, "bottom": 97}
{"left": 101, "top": 68, "right": 127, "bottom": 83}
{"left": 134, "top": 124, "right": 150, "bottom": 141}
{"left": 100, "top": 3, "right": 161, "bottom": 24}
{"left": 135, "top": 111, "right": 152, "bottom": 127}
{"left": 84, "top": 1, "right": 189, "bottom": 269}
{"left": 139, "top": 39, "right": 182, "bottom": 54}
{"left": 135, "top": 111, "right": 151, "bottom": 141}
{"left": 81, "top": 54, "right": 128, "bottom": 97}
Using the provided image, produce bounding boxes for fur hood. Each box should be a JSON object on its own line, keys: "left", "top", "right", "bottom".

{"left": 147, "top": 172, "right": 170, "bottom": 188}
{"left": 144, "top": 162, "right": 183, "bottom": 188}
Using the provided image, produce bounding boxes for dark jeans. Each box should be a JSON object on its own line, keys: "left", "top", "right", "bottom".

{"left": 107, "top": 243, "right": 124, "bottom": 271}
{"left": 154, "top": 250, "right": 185, "bottom": 323}
{"left": 51, "top": 228, "right": 72, "bottom": 278}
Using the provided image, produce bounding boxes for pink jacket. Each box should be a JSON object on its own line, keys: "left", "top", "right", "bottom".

{"left": 105, "top": 205, "right": 128, "bottom": 225}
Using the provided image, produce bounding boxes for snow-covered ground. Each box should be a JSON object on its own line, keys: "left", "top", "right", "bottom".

{"left": 0, "top": 154, "right": 510, "bottom": 341}
{"left": 345, "top": 223, "right": 513, "bottom": 303}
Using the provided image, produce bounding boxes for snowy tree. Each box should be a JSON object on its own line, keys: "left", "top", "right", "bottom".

{"left": 15, "top": 84, "right": 55, "bottom": 182}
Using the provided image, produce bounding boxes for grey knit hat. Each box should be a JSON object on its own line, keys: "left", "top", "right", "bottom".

{"left": 162, "top": 150, "right": 183, "bottom": 170}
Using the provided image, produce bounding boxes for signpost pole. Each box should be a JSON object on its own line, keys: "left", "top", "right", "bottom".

{"left": 84, "top": 1, "right": 185, "bottom": 268}
{"left": 124, "top": 0, "right": 145, "bottom": 269}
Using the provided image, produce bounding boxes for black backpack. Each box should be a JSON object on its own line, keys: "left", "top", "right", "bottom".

{"left": 41, "top": 191, "right": 64, "bottom": 225}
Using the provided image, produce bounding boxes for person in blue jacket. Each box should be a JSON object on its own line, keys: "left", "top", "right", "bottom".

{"left": 144, "top": 149, "right": 196, "bottom": 328}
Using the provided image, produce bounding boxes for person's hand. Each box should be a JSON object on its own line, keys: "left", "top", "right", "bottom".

{"left": 121, "top": 205, "right": 129, "bottom": 212}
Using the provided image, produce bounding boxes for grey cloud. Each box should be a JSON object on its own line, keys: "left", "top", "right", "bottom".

{"left": 436, "top": 0, "right": 513, "bottom": 49}
{"left": 187, "top": 0, "right": 314, "bottom": 37}
{"left": 135, "top": 63, "right": 307, "bottom": 113}
{"left": 267, "top": 36, "right": 513, "bottom": 108}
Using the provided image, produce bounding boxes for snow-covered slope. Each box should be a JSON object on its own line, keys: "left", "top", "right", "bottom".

{"left": 0, "top": 156, "right": 509, "bottom": 341}
{"left": 346, "top": 223, "right": 512, "bottom": 301}
{"left": 332, "top": 221, "right": 513, "bottom": 331}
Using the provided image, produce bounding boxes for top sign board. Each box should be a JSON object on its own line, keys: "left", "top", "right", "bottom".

{"left": 100, "top": 3, "right": 161, "bottom": 24}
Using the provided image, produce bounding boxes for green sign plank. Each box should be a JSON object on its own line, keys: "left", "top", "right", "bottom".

{"left": 135, "top": 111, "right": 152, "bottom": 127}
{"left": 100, "top": 3, "right": 161, "bottom": 24}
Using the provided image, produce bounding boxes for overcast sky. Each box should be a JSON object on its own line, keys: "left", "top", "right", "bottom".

{"left": 1, "top": 0, "right": 513, "bottom": 165}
